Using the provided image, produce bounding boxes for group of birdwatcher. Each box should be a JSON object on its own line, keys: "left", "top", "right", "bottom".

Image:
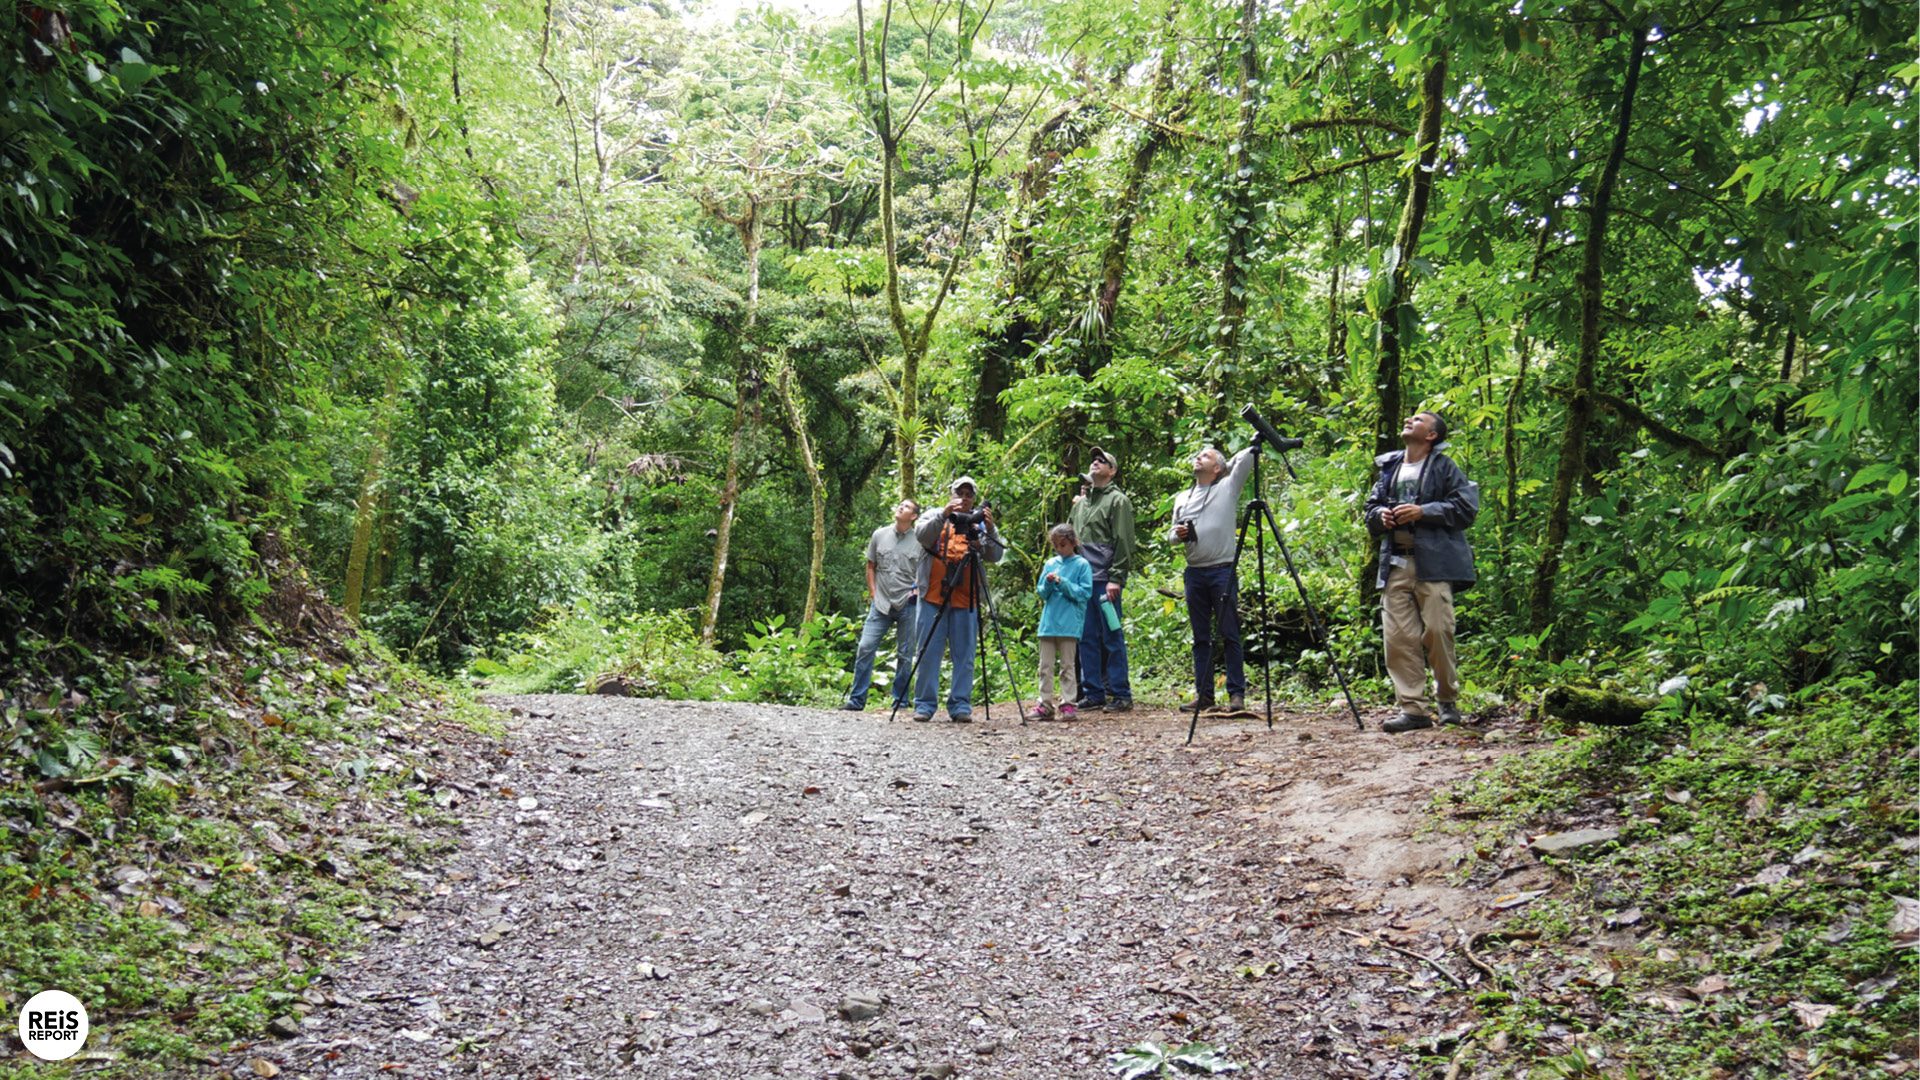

{"left": 842, "top": 411, "right": 1478, "bottom": 734}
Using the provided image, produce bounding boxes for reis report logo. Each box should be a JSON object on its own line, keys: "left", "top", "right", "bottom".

{"left": 16, "top": 990, "right": 88, "bottom": 1061}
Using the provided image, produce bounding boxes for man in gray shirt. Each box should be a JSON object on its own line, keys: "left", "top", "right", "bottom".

{"left": 842, "top": 498, "right": 924, "bottom": 711}
{"left": 1170, "top": 445, "right": 1256, "bottom": 714}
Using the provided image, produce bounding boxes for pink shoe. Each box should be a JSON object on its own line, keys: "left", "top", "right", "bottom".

{"left": 1023, "top": 703, "right": 1055, "bottom": 721}
{"left": 1058, "top": 703, "right": 1078, "bottom": 719}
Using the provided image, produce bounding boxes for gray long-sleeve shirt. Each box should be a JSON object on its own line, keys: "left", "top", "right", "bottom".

{"left": 1170, "top": 447, "right": 1257, "bottom": 569}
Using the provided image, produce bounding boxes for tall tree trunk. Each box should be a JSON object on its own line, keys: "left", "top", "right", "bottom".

{"left": 1209, "top": 0, "right": 1261, "bottom": 436}
{"left": 344, "top": 363, "right": 400, "bottom": 621}
{"left": 1373, "top": 56, "right": 1448, "bottom": 458}
{"left": 778, "top": 360, "right": 827, "bottom": 624}
{"left": 974, "top": 106, "right": 1095, "bottom": 440}
{"left": 1772, "top": 327, "right": 1797, "bottom": 434}
{"left": 1058, "top": 2, "right": 1181, "bottom": 508}
{"left": 1327, "top": 206, "right": 1347, "bottom": 385}
{"left": 1500, "top": 206, "right": 1555, "bottom": 587}
{"left": 1528, "top": 27, "right": 1648, "bottom": 635}
{"left": 701, "top": 207, "right": 764, "bottom": 646}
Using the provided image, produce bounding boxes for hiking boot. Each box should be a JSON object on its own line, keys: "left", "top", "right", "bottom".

{"left": 1059, "top": 703, "right": 1078, "bottom": 719}
{"left": 912, "top": 712, "right": 934, "bottom": 723}
{"left": 1103, "top": 699, "right": 1134, "bottom": 714}
{"left": 839, "top": 701, "right": 864, "bottom": 711}
{"left": 1023, "top": 703, "right": 1055, "bottom": 722}
{"left": 950, "top": 712, "right": 973, "bottom": 723}
{"left": 1178, "top": 697, "right": 1216, "bottom": 714}
{"left": 1226, "top": 693, "right": 1246, "bottom": 713}
{"left": 1072, "top": 696, "right": 1105, "bottom": 710}
{"left": 1437, "top": 701, "right": 1464, "bottom": 725}
{"left": 1383, "top": 712, "right": 1433, "bottom": 734}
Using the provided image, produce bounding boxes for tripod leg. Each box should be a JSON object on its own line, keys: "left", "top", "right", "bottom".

{"left": 973, "top": 552, "right": 1030, "bottom": 724}
{"left": 890, "top": 598, "right": 953, "bottom": 723}
{"left": 1256, "top": 501, "right": 1366, "bottom": 731}
{"left": 1252, "top": 502, "right": 1274, "bottom": 730}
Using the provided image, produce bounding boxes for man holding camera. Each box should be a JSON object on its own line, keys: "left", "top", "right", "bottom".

{"left": 1364, "top": 411, "right": 1478, "bottom": 733}
{"left": 1070, "top": 447, "right": 1137, "bottom": 712}
{"left": 841, "top": 498, "right": 924, "bottom": 712}
{"left": 1171, "top": 445, "right": 1257, "bottom": 714}
{"left": 908, "top": 477, "right": 1005, "bottom": 722}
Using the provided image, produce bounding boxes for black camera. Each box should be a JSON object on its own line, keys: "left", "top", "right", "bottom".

{"left": 1176, "top": 518, "right": 1196, "bottom": 543}
{"left": 1239, "top": 405, "right": 1304, "bottom": 452}
{"left": 946, "top": 501, "right": 993, "bottom": 531}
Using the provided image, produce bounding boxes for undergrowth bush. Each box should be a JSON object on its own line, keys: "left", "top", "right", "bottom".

{"left": 1435, "top": 677, "right": 1919, "bottom": 1077}
{"left": 483, "top": 608, "right": 724, "bottom": 696}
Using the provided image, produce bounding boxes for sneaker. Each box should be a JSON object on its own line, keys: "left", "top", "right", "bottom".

{"left": 950, "top": 712, "right": 973, "bottom": 723}
{"left": 839, "top": 701, "right": 864, "bottom": 711}
{"left": 1072, "top": 696, "right": 1105, "bottom": 710}
{"left": 1177, "top": 697, "right": 1216, "bottom": 714}
{"left": 1023, "top": 703, "right": 1055, "bottom": 721}
{"left": 1437, "top": 701, "right": 1464, "bottom": 725}
{"left": 912, "top": 712, "right": 934, "bottom": 723}
{"left": 1383, "top": 712, "right": 1433, "bottom": 734}
{"left": 1103, "top": 699, "right": 1134, "bottom": 714}
{"left": 1059, "top": 703, "right": 1078, "bottom": 719}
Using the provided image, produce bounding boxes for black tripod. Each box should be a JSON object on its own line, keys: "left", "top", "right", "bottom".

{"left": 889, "top": 521, "right": 1031, "bottom": 725}
{"left": 1187, "top": 441, "right": 1364, "bottom": 744}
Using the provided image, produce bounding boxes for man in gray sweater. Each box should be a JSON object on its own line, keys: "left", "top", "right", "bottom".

{"left": 1171, "top": 445, "right": 1257, "bottom": 713}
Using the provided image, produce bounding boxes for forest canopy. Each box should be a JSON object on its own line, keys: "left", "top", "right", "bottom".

{"left": 2, "top": 0, "right": 1913, "bottom": 702}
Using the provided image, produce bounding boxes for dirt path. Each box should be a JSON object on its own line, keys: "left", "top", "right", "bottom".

{"left": 228, "top": 697, "right": 1541, "bottom": 1079}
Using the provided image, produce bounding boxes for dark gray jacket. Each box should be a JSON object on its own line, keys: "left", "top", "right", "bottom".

{"left": 1364, "top": 446, "right": 1478, "bottom": 590}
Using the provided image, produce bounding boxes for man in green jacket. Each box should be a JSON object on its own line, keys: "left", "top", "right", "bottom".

{"left": 1069, "top": 447, "right": 1137, "bottom": 711}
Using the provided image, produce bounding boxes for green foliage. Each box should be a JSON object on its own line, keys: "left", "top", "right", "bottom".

{"left": 731, "top": 612, "right": 862, "bottom": 705}
{"left": 487, "top": 608, "right": 726, "bottom": 697}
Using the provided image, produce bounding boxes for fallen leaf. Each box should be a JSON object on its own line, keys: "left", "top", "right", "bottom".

{"left": 1490, "top": 889, "right": 1548, "bottom": 911}
{"left": 1890, "top": 897, "right": 1919, "bottom": 948}
{"left": 249, "top": 1058, "right": 281, "bottom": 1077}
{"left": 1790, "top": 1001, "right": 1837, "bottom": 1030}
{"left": 1744, "top": 790, "right": 1771, "bottom": 820}
{"left": 1694, "top": 975, "right": 1729, "bottom": 996}
{"left": 1664, "top": 789, "right": 1692, "bottom": 805}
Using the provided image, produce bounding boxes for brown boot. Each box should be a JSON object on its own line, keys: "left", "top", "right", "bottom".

{"left": 1178, "top": 697, "right": 1215, "bottom": 713}
{"left": 1227, "top": 693, "right": 1246, "bottom": 713}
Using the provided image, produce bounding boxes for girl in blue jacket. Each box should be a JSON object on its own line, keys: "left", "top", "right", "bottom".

{"left": 1031, "top": 523, "right": 1093, "bottom": 719}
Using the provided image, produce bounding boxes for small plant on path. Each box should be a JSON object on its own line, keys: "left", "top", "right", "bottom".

{"left": 1106, "top": 1040, "right": 1243, "bottom": 1078}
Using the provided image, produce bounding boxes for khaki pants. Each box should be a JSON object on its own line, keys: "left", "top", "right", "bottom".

{"left": 1382, "top": 556, "right": 1458, "bottom": 717}
{"left": 1037, "top": 637, "right": 1079, "bottom": 707}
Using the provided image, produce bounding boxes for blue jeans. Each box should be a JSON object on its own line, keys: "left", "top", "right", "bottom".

{"left": 1185, "top": 564, "right": 1246, "bottom": 699}
{"left": 912, "top": 598, "right": 979, "bottom": 717}
{"left": 846, "top": 601, "right": 918, "bottom": 708}
{"left": 1077, "top": 590, "right": 1132, "bottom": 704}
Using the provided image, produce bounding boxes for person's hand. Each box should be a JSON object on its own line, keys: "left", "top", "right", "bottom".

{"left": 981, "top": 504, "right": 996, "bottom": 526}
{"left": 1391, "top": 504, "right": 1425, "bottom": 526}
{"left": 1105, "top": 582, "right": 1121, "bottom": 603}
{"left": 1046, "top": 572, "right": 1060, "bottom": 583}
{"left": 1173, "top": 523, "right": 1192, "bottom": 541}
{"left": 945, "top": 497, "right": 967, "bottom": 515}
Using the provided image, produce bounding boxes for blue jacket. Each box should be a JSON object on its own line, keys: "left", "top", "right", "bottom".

{"left": 1364, "top": 445, "right": 1479, "bottom": 590}
{"left": 1035, "top": 554, "right": 1093, "bottom": 637}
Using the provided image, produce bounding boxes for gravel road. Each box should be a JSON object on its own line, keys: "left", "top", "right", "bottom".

{"left": 225, "top": 696, "right": 1516, "bottom": 1079}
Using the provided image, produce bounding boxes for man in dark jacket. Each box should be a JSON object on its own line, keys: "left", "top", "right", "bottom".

{"left": 1364, "top": 411, "right": 1478, "bottom": 733}
{"left": 1068, "top": 447, "right": 1137, "bottom": 712}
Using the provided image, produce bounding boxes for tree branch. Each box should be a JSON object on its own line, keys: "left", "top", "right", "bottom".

{"left": 1542, "top": 383, "right": 1727, "bottom": 461}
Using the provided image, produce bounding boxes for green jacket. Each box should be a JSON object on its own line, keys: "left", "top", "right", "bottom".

{"left": 1070, "top": 484, "right": 1137, "bottom": 588}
